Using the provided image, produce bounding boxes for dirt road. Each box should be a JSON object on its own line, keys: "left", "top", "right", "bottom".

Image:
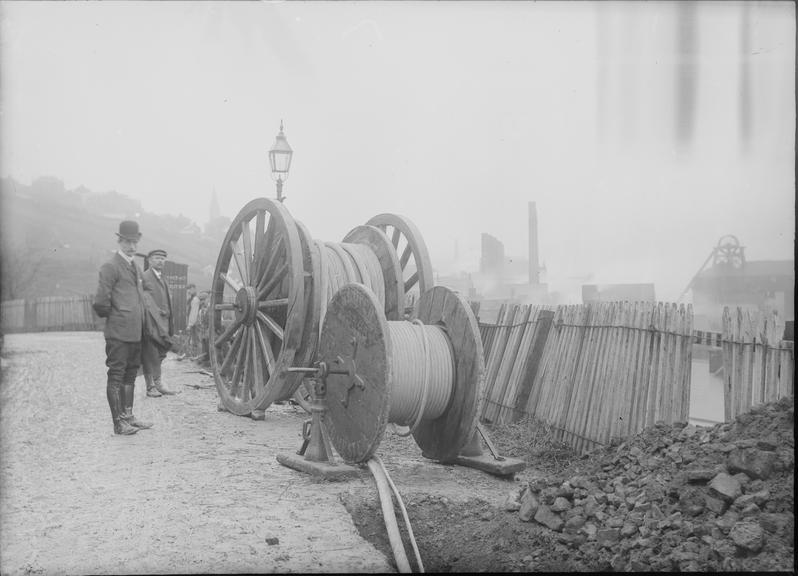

{"left": 0, "top": 332, "right": 399, "bottom": 574}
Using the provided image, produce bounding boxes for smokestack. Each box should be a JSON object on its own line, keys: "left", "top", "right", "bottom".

{"left": 528, "top": 201, "right": 539, "bottom": 285}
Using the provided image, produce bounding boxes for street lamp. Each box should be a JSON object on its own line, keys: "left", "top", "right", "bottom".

{"left": 269, "top": 120, "right": 293, "bottom": 202}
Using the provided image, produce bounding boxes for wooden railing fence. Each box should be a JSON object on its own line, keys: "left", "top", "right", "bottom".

{"left": 721, "top": 307, "right": 794, "bottom": 421}
{"left": 1, "top": 296, "right": 102, "bottom": 333}
{"left": 475, "top": 300, "right": 694, "bottom": 455}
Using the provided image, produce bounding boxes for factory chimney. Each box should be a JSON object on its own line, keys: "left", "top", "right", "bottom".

{"left": 528, "top": 201, "right": 540, "bottom": 285}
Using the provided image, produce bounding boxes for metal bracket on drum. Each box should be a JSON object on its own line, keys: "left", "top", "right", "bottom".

{"left": 275, "top": 362, "right": 360, "bottom": 481}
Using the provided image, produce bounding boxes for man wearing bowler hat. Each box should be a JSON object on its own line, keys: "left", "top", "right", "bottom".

{"left": 141, "top": 248, "right": 178, "bottom": 397}
{"left": 93, "top": 220, "right": 153, "bottom": 435}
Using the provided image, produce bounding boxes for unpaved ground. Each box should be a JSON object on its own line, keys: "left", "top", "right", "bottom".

{"left": 4, "top": 332, "right": 791, "bottom": 574}
{"left": 0, "top": 332, "right": 520, "bottom": 574}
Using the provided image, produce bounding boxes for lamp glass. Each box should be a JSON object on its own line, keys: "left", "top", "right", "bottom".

{"left": 269, "top": 128, "right": 293, "bottom": 178}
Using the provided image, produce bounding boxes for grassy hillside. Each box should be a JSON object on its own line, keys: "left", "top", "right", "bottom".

{"left": 1, "top": 177, "right": 230, "bottom": 300}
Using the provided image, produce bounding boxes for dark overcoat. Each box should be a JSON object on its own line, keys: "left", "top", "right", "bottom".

{"left": 93, "top": 253, "right": 145, "bottom": 342}
{"left": 142, "top": 268, "right": 174, "bottom": 336}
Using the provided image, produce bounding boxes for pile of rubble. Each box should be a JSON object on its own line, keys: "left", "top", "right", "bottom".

{"left": 504, "top": 396, "right": 795, "bottom": 571}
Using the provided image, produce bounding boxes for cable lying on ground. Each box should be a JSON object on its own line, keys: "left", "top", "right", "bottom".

{"left": 367, "top": 457, "right": 424, "bottom": 573}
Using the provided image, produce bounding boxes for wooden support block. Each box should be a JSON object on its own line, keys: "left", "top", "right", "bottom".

{"left": 451, "top": 453, "right": 526, "bottom": 477}
{"left": 276, "top": 453, "right": 360, "bottom": 481}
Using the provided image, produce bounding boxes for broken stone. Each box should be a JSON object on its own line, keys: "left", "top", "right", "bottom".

{"left": 729, "top": 521, "right": 764, "bottom": 552}
{"left": 581, "top": 522, "right": 598, "bottom": 539}
{"left": 740, "top": 503, "right": 760, "bottom": 518}
{"left": 756, "top": 437, "right": 778, "bottom": 451}
{"left": 503, "top": 488, "right": 523, "bottom": 512}
{"left": 727, "top": 448, "right": 777, "bottom": 480}
{"left": 715, "top": 510, "right": 740, "bottom": 534}
{"left": 679, "top": 486, "right": 706, "bottom": 516}
{"left": 533, "top": 504, "right": 564, "bottom": 532}
{"left": 596, "top": 528, "right": 620, "bottom": 548}
{"left": 539, "top": 487, "right": 558, "bottom": 505}
{"left": 551, "top": 496, "right": 571, "bottom": 513}
{"left": 556, "top": 482, "right": 575, "bottom": 499}
{"left": 705, "top": 495, "right": 729, "bottom": 515}
{"left": 709, "top": 472, "right": 742, "bottom": 502}
{"left": 686, "top": 468, "right": 716, "bottom": 483}
{"left": 518, "top": 491, "right": 540, "bottom": 522}
{"left": 620, "top": 523, "right": 637, "bottom": 537}
{"left": 750, "top": 489, "right": 770, "bottom": 506}
{"left": 568, "top": 475, "right": 592, "bottom": 490}
{"left": 679, "top": 424, "right": 700, "bottom": 439}
{"left": 583, "top": 495, "right": 599, "bottom": 517}
{"left": 732, "top": 494, "right": 757, "bottom": 510}
{"left": 759, "top": 512, "right": 791, "bottom": 535}
{"left": 606, "top": 516, "right": 624, "bottom": 529}
{"left": 563, "top": 515, "right": 586, "bottom": 534}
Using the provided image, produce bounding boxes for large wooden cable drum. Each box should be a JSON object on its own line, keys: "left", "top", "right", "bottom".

{"left": 318, "top": 283, "right": 484, "bottom": 464}
{"left": 209, "top": 199, "right": 435, "bottom": 417}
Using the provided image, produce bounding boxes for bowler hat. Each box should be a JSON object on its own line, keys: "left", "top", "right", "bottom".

{"left": 116, "top": 220, "right": 142, "bottom": 241}
{"left": 148, "top": 248, "right": 167, "bottom": 259}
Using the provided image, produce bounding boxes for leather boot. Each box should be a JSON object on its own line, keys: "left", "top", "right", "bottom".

{"left": 154, "top": 378, "right": 177, "bottom": 395}
{"left": 109, "top": 386, "right": 138, "bottom": 435}
{"left": 122, "top": 384, "right": 153, "bottom": 429}
{"left": 145, "top": 374, "right": 162, "bottom": 397}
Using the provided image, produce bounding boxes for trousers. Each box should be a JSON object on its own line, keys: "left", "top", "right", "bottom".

{"left": 141, "top": 337, "right": 167, "bottom": 385}
{"left": 105, "top": 338, "right": 142, "bottom": 390}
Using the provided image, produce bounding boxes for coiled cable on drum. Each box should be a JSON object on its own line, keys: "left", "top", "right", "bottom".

{"left": 388, "top": 320, "right": 454, "bottom": 436}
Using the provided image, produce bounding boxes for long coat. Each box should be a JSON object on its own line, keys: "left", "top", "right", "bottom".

{"left": 93, "top": 253, "right": 145, "bottom": 342}
{"left": 142, "top": 267, "right": 174, "bottom": 348}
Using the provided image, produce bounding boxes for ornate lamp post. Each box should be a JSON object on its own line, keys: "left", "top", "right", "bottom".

{"left": 269, "top": 121, "right": 293, "bottom": 202}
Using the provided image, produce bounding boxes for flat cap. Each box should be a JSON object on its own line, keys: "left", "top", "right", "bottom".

{"left": 147, "top": 249, "right": 167, "bottom": 258}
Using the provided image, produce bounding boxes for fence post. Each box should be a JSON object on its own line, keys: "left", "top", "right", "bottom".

{"left": 512, "top": 309, "right": 554, "bottom": 422}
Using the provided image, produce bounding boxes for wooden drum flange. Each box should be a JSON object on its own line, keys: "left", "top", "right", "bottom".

{"left": 318, "top": 284, "right": 392, "bottom": 464}
{"left": 283, "top": 219, "right": 323, "bottom": 403}
{"left": 317, "top": 283, "right": 483, "bottom": 464}
{"left": 342, "top": 225, "right": 404, "bottom": 321}
{"left": 412, "top": 286, "right": 484, "bottom": 462}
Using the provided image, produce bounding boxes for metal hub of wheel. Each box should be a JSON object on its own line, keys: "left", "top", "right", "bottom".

{"left": 234, "top": 286, "right": 259, "bottom": 326}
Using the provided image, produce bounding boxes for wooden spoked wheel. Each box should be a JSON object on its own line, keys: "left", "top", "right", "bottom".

{"left": 209, "top": 198, "right": 305, "bottom": 416}
{"left": 365, "top": 213, "right": 434, "bottom": 317}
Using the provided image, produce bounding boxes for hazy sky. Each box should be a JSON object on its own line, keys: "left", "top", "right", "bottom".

{"left": 1, "top": 1, "right": 794, "bottom": 301}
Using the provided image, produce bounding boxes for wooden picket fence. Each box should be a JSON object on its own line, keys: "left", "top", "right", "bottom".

{"left": 475, "top": 300, "right": 694, "bottom": 455}
{"left": 476, "top": 303, "right": 555, "bottom": 425}
{"left": 1, "top": 296, "right": 102, "bottom": 333}
{"left": 721, "top": 307, "right": 794, "bottom": 421}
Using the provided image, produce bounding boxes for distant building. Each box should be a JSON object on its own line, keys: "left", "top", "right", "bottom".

{"left": 480, "top": 233, "right": 504, "bottom": 276}
{"left": 582, "top": 283, "right": 657, "bottom": 304}
{"left": 692, "top": 259, "right": 794, "bottom": 331}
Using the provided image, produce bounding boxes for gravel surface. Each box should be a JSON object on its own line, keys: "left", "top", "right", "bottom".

{"left": 4, "top": 331, "right": 791, "bottom": 574}
{"left": 0, "top": 332, "right": 396, "bottom": 574}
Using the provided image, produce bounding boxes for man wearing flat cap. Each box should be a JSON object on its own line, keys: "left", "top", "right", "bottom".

{"left": 141, "top": 248, "right": 178, "bottom": 397}
{"left": 93, "top": 220, "right": 153, "bottom": 435}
